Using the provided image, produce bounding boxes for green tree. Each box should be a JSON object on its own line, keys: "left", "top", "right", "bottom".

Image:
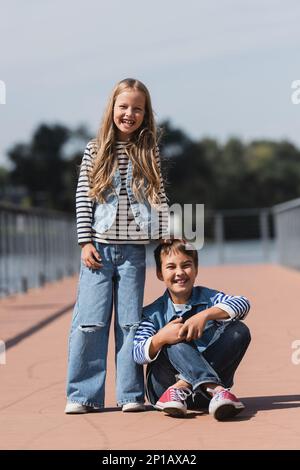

{"left": 8, "top": 124, "right": 91, "bottom": 211}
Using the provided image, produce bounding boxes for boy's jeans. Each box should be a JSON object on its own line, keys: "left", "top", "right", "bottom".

{"left": 66, "top": 242, "right": 146, "bottom": 408}
{"left": 146, "top": 321, "right": 251, "bottom": 408}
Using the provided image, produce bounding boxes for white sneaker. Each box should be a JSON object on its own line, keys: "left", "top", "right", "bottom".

{"left": 64, "top": 401, "right": 101, "bottom": 414}
{"left": 122, "top": 402, "right": 146, "bottom": 412}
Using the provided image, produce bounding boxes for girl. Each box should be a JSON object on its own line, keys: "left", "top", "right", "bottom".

{"left": 65, "top": 78, "right": 169, "bottom": 413}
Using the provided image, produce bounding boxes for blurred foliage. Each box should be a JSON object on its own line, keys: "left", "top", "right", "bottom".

{"left": 0, "top": 166, "right": 9, "bottom": 186}
{"left": 5, "top": 124, "right": 91, "bottom": 211}
{"left": 159, "top": 120, "right": 300, "bottom": 210}
{"left": 3, "top": 120, "right": 300, "bottom": 212}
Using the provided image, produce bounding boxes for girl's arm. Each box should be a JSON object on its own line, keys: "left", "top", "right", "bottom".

{"left": 155, "top": 146, "right": 169, "bottom": 239}
{"left": 76, "top": 143, "right": 95, "bottom": 245}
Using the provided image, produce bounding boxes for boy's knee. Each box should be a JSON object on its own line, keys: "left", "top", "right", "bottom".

{"left": 231, "top": 321, "right": 251, "bottom": 347}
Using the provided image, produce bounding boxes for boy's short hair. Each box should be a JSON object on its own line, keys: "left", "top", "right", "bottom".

{"left": 154, "top": 239, "right": 198, "bottom": 272}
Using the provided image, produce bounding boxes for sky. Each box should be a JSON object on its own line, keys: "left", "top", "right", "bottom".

{"left": 0, "top": 0, "right": 300, "bottom": 167}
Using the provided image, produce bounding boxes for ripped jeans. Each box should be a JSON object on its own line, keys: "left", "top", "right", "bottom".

{"left": 66, "top": 242, "right": 146, "bottom": 407}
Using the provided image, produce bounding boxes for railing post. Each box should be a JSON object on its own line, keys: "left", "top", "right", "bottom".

{"left": 273, "top": 197, "right": 300, "bottom": 269}
{"left": 214, "top": 213, "right": 225, "bottom": 264}
{"left": 259, "top": 209, "right": 269, "bottom": 262}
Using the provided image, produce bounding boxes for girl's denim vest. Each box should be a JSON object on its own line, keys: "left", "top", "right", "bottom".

{"left": 92, "top": 158, "right": 162, "bottom": 237}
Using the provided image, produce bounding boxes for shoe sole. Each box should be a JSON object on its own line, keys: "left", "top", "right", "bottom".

{"left": 122, "top": 407, "right": 146, "bottom": 412}
{"left": 65, "top": 407, "right": 101, "bottom": 414}
{"left": 65, "top": 410, "right": 89, "bottom": 414}
{"left": 155, "top": 402, "right": 187, "bottom": 417}
{"left": 163, "top": 406, "right": 187, "bottom": 417}
{"left": 213, "top": 404, "right": 244, "bottom": 421}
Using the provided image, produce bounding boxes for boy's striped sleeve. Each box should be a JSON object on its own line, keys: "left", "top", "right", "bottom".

{"left": 211, "top": 292, "right": 250, "bottom": 320}
{"left": 133, "top": 318, "right": 159, "bottom": 364}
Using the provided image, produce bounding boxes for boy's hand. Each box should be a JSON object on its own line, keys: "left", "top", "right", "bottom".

{"left": 178, "top": 306, "right": 230, "bottom": 341}
{"left": 157, "top": 317, "right": 185, "bottom": 344}
{"left": 149, "top": 318, "right": 185, "bottom": 359}
{"left": 81, "top": 243, "right": 103, "bottom": 269}
{"left": 178, "top": 312, "right": 208, "bottom": 342}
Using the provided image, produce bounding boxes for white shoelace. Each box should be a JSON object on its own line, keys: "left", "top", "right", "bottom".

{"left": 173, "top": 387, "right": 193, "bottom": 401}
{"left": 206, "top": 387, "right": 229, "bottom": 398}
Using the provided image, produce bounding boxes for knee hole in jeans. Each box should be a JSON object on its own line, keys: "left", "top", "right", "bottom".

{"left": 78, "top": 323, "right": 105, "bottom": 333}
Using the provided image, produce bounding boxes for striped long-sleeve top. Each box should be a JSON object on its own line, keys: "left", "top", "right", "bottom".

{"left": 76, "top": 140, "right": 169, "bottom": 244}
{"left": 133, "top": 289, "right": 250, "bottom": 364}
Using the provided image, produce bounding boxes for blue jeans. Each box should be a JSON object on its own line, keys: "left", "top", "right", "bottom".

{"left": 66, "top": 242, "right": 146, "bottom": 407}
{"left": 146, "top": 321, "right": 251, "bottom": 409}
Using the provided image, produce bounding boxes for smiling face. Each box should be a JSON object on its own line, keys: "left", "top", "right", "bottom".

{"left": 113, "top": 89, "right": 146, "bottom": 141}
{"left": 157, "top": 250, "right": 198, "bottom": 304}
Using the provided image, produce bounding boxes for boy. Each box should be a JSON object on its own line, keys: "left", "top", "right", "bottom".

{"left": 133, "top": 239, "right": 251, "bottom": 420}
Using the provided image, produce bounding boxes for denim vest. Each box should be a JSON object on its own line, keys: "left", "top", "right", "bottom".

{"left": 92, "top": 159, "right": 162, "bottom": 236}
{"left": 142, "top": 286, "right": 227, "bottom": 353}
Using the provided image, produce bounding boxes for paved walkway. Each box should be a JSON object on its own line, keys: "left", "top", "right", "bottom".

{"left": 0, "top": 264, "right": 300, "bottom": 450}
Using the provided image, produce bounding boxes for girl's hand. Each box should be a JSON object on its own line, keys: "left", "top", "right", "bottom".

{"left": 81, "top": 243, "right": 103, "bottom": 269}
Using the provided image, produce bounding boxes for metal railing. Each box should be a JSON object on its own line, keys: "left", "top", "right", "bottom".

{"left": 146, "top": 206, "right": 275, "bottom": 267}
{"left": 273, "top": 197, "right": 300, "bottom": 269}
{"left": 204, "top": 207, "right": 273, "bottom": 265}
{"left": 0, "top": 201, "right": 279, "bottom": 297}
{"left": 0, "top": 203, "right": 79, "bottom": 297}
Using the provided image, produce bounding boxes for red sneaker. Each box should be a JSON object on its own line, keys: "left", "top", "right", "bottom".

{"left": 155, "top": 386, "right": 192, "bottom": 417}
{"left": 207, "top": 388, "right": 245, "bottom": 421}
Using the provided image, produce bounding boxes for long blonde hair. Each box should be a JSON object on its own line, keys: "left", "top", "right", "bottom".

{"left": 88, "top": 78, "right": 163, "bottom": 207}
